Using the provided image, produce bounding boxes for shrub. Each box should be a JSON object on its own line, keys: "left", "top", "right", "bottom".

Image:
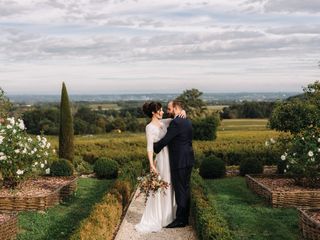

{"left": 0, "top": 117, "right": 52, "bottom": 188}
{"left": 94, "top": 158, "right": 119, "bottom": 179}
{"left": 192, "top": 114, "right": 220, "bottom": 141}
{"left": 239, "top": 158, "right": 263, "bottom": 176}
{"left": 73, "top": 156, "right": 93, "bottom": 175}
{"left": 51, "top": 159, "right": 74, "bottom": 176}
{"left": 82, "top": 152, "right": 99, "bottom": 164}
{"left": 199, "top": 155, "right": 226, "bottom": 179}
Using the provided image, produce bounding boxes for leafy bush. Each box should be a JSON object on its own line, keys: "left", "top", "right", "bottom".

{"left": 51, "top": 159, "right": 74, "bottom": 176}
{"left": 239, "top": 158, "right": 263, "bottom": 176}
{"left": 94, "top": 158, "right": 119, "bottom": 179}
{"left": 192, "top": 114, "right": 220, "bottom": 141}
{"left": 281, "top": 128, "right": 320, "bottom": 187}
{"left": 82, "top": 152, "right": 99, "bottom": 164}
{"left": 199, "top": 155, "right": 226, "bottom": 179}
{"left": 73, "top": 156, "right": 93, "bottom": 175}
{"left": 0, "top": 117, "right": 52, "bottom": 188}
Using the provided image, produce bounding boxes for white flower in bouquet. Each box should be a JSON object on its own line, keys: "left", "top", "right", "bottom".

{"left": 16, "top": 169, "right": 24, "bottom": 175}
{"left": 45, "top": 168, "right": 50, "bottom": 175}
{"left": 0, "top": 136, "right": 4, "bottom": 144}
{"left": 270, "top": 138, "right": 276, "bottom": 144}
{"left": 281, "top": 155, "right": 286, "bottom": 161}
{"left": 40, "top": 163, "right": 45, "bottom": 168}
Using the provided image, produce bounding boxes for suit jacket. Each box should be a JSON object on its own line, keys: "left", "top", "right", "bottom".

{"left": 154, "top": 117, "right": 195, "bottom": 170}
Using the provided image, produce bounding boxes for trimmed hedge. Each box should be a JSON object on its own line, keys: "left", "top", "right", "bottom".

{"left": 191, "top": 171, "right": 232, "bottom": 240}
{"left": 199, "top": 155, "right": 226, "bottom": 179}
{"left": 50, "top": 158, "right": 74, "bottom": 176}
{"left": 239, "top": 158, "right": 263, "bottom": 176}
{"left": 94, "top": 158, "right": 119, "bottom": 179}
{"left": 70, "top": 160, "right": 143, "bottom": 240}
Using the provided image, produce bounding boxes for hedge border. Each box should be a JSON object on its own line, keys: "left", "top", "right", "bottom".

{"left": 70, "top": 161, "right": 142, "bottom": 240}
{"left": 191, "top": 171, "right": 233, "bottom": 240}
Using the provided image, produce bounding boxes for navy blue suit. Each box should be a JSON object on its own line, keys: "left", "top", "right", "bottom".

{"left": 154, "top": 117, "right": 194, "bottom": 224}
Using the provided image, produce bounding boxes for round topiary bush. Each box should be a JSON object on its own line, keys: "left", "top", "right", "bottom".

{"left": 239, "top": 158, "right": 263, "bottom": 176}
{"left": 199, "top": 155, "right": 226, "bottom": 179}
{"left": 94, "top": 158, "right": 119, "bottom": 179}
{"left": 50, "top": 159, "right": 74, "bottom": 176}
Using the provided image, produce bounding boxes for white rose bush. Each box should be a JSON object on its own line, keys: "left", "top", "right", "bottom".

{"left": 0, "top": 117, "right": 53, "bottom": 188}
{"left": 281, "top": 128, "right": 320, "bottom": 187}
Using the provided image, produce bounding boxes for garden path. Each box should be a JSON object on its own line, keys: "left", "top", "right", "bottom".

{"left": 114, "top": 190, "right": 197, "bottom": 240}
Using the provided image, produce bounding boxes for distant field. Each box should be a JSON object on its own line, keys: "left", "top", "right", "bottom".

{"left": 88, "top": 103, "right": 120, "bottom": 110}
{"left": 219, "top": 119, "right": 269, "bottom": 131}
{"left": 206, "top": 105, "right": 228, "bottom": 111}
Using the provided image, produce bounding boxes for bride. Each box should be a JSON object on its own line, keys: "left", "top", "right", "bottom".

{"left": 135, "top": 101, "right": 183, "bottom": 233}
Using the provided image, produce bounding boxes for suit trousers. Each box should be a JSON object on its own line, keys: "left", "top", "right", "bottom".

{"left": 171, "top": 166, "right": 193, "bottom": 224}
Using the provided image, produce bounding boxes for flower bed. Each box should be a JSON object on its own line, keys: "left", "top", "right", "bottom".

{"left": 0, "top": 212, "right": 17, "bottom": 240}
{"left": 246, "top": 174, "right": 320, "bottom": 208}
{"left": 299, "top": 208, "right": 320, "bottom": 240}
{"left": 0, "top": 176, "right": 77, "bottom": 211}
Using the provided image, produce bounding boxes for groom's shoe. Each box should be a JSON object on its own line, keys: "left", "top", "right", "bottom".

{"left": 165, "top": 220, "right": 186, "bottom": 228}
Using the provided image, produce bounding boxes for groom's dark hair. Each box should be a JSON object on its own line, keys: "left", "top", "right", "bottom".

{"left": 172, "top": 100, "right": 184, "bottom": 109}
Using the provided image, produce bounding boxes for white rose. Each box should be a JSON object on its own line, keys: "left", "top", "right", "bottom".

{"left": 45, "top": 168, "right": 50, "bottom": 175}
{"left": 40, "top": 163, "right": 44, "bottom": 168}
{"left": 281, "top": 155, "right": 286, "bottom": 161}
{"left": 14, "top": 149, "right": 20, "bottom": 153}
{"left": 308, "top": 151, "right": 314, "bottom": 157}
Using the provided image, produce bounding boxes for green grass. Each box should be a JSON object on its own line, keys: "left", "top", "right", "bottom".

{"left": 205, "top": 177, "right": 299, "bottom": 240}
{"left": 17, "top": 178, "right": 113, "bottom": 240}
{"left": 219, "top": 119, "right": 270, "bottom": 131}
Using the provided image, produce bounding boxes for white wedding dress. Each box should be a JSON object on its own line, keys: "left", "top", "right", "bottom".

{"left": 135, "top": 119, "right": 176, "bottom": 233}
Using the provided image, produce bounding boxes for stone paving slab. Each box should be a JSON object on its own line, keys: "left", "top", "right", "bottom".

{"left": 115, "top": 190, "right": 197, "bottom": 240}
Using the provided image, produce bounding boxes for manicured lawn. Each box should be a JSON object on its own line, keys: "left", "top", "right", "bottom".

{"left": 17, "top": 178, "right": 113, "bottom": 240}
{"left": 205, "top": 177, "right": 299, "bottom": 240}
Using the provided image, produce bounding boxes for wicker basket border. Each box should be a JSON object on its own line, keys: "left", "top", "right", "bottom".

{"left": 299, "top": 208, "right": 320, "bottom": 240}
{"left": 246, "top": 174, "right": 320, "bottom": 208}
{"left": 0, "top": 212, "right": 18, "bottom": 240}
{"left": 0, "top": 176, "right": 78, "bottom": 212}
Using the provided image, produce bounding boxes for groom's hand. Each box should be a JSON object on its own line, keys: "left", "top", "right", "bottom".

{"left": 153, "top": 142, "right": 160, "bottom": 154}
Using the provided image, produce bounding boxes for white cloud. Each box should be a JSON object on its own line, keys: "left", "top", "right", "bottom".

{"left": 0, "top": 0, "right": 319, "bottom": 93}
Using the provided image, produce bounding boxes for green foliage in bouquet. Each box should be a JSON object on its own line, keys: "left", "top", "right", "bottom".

{"left": 50, "top": 158, "right": 75, "bottom": 176}
{"left": 94, "top": 158, "right": 119, "bottom": 179}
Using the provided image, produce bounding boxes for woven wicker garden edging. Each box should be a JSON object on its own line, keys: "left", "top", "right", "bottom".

{"left": 299, "top": 208, "right": 320, "bottom": 240}
{"left": 0, "top": 212, "right": 17, "bottom": 240}
{"left": 0, "top": 177, "right": 77, "bottom": 212}
{"left": 246, "top": 174, "right": 320, "bottom": 208}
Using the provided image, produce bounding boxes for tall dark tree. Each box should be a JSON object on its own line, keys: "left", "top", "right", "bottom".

{"left": 59, "top": 82, "right": 74, "bottom": 162}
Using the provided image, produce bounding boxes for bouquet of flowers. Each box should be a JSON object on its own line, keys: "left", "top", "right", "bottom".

{"left": 136, "top": 171, "right": 169, "bottom": 204}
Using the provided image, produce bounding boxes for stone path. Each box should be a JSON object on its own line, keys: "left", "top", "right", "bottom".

{"left": 114, "top": 190, "right": 197, "bottom": 240}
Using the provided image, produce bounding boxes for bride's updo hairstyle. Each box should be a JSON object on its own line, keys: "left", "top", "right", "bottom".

{"left": 142, "top": 102, "right": 162, "bottom": 118}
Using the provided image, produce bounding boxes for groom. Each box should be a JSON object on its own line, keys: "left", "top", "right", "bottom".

{"left": 154, "top": 100, "right": 195, "bottom": 228}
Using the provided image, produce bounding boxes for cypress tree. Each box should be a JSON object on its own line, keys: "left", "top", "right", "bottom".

{"left": 59, "top": 82, "right": 74, "bottom": 162}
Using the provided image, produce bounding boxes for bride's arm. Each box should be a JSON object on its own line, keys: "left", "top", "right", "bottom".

{"left": 146, "top": 126, "right": 158, "bottom": 174}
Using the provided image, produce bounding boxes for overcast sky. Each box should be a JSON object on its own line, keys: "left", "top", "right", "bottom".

{"left": 0, "top": 0, "right": 319, "bottom": 94}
